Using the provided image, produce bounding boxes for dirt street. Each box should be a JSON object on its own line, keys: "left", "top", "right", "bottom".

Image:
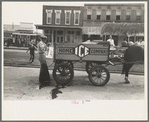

{"left": 3, "top": 66, "right": 144, "bottom": 100}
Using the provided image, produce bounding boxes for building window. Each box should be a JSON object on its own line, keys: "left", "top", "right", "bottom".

{"left": 136, "top": 11, "right": 141, "bottom": 20}
{"left": 126, "top": 11, "right": 131, "bottom": 20}
{"left": 76, "top": 31, "right": 80, "bottom": 35}
{"left": 74, "top": 10, "right": 80, "bottom": 25}
{"left": 106, "top": 10, "right": 111, "bottom": 20}
{"left": 116, "top": 11, "right": 121, "bottom": 20}
{"left": 67, "top": 31, "right": 74, "bottom": 34}
{"left": 97, "top": 10, "right": 101, "bottom": 20}
{"left": 55, "top": 10, "right": 61, "bottom": 24}
{"left": 46, "top": 10, "right": 53, "bottom": 24}
{"left": 87, "top": 9, "right": 92, "bottom": 20}
{"left": 87, "top": 15, "right": 91, "bottom": 20}
{"left": 65, "top": 10, "right": 71, "bottom": 25}
{"left": 45, "top": 30, "right": 49, "bottom": 34}
{"left": 44, "top": 30, "right": 52, "bottom": 42}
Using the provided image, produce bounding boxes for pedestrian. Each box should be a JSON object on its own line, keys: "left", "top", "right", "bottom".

{"left": 140, "top": 38, "right": 144, "bottom": 48}
{"left": 121, "top": 38, "right": 128, "bottom": 47}
{"left": 107, "top": 35, "right": 115, "bottom": 47}
{"left": 36, "top": 36, "right": 51, "bottom": 89}
{"left": 26, "top": 43, "right": 37, "bottom": 63}
{"left": 107, "top": 35, "right": 116, "bottom": 58}
{"left": 128, "top": 41, "right": 134, "bottom": 46}
{"left": 134, "top": 39, "right": 141, "bottom": 46}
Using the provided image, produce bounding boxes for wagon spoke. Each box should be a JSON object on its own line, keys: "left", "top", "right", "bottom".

{"left": 97, "top": 78, "right": 100, "bottom": 83}
{"left": 93, "top": 77, "right": 98, "bottom": 82}
{"left": 99, "top": 78, "right": 102, "bottom": 83}
{"left": 101, "top": 77, "right": 105, "bottom": 82}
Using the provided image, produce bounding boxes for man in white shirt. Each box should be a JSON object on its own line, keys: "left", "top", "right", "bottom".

{"left": 107, "top": 35, "right": 115, "bottom": 47}
{"left": 107, "top": 35, "right": 116, "bottom": 58}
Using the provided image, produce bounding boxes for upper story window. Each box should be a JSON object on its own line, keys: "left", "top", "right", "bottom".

{"left": 116, "top": 11, "right": 121, "bottom": 20}
{"left": 136, "top": 11, "right": 141, "bottom": 20}
{"left": 97, "top": 10, "right": 101, "bottom": 20}
{"left": 46, "top": 10, "right": 53, "bottom": 24}
{"left": 106, "top": 10, "right": 111, "bottom": 20}
{"left": 126, "top": 11, "right": 131, "bottom": 20}
{"left": 74, "top": 10, "right": 81, "bottom": 25}
{"left": 65, "top": 10, "right": 71, "bottom": 25}
{"left": 87, "top": 9, "right": 92, "bottom": 20}
{"left": 55, "top": 10, "right": 61, "bottom": 24}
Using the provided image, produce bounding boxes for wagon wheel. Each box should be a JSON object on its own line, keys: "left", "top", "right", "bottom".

{"left": 86, "top": 62, "right": 101, "bottom": 74}
{"left": 53, "top": 63, "right": 74, "bottom": 85}
{"left": 89, "top": 65, "right": 110, "bottom": 86}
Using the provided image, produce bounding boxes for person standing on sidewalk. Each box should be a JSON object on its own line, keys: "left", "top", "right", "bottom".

{"left": 36, "top": 36, "right": 51, "bottom": 89}
{"left": 26, "top": 43, "right": 37, "bottom": 63}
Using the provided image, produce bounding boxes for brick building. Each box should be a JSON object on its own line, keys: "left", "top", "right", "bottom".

{"left": 82, "top": 4, "right": 144, "bottom": 46}
{"left": 35, "top": 5, "right": 83, "bottom": 45}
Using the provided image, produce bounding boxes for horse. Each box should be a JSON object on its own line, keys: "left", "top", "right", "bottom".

{"left": 122, "top": 45, "right": 144, "bottom": 83}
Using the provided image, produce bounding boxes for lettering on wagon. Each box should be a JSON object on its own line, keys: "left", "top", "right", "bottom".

{"left": 90, "top": 49, "right": 108, "bottom": 55}
{"left": 58, "top": 48, "right": 73, "bottom": 54}
{"left": 75, "top": 45, "right": 89, "bottom": 58}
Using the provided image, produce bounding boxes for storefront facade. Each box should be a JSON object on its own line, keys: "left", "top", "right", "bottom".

{"left": 35, "top": 5, "right": 83, "bottom": 45}
{"left": 83, "top": 4, "right": 144, "bottom": 46}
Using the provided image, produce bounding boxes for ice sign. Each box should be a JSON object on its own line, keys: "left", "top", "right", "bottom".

{"left": 75, "top": 44, "right": 89, "bottom": 58}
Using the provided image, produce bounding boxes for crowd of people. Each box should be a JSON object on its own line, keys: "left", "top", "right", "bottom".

{"left": 121, "top": 38, "right": 144, "bottom": 48}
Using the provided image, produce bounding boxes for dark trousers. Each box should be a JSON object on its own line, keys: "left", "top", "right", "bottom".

{"left": 29, "top": 52, "right": 34, "bottom": 62}
{"left": 122, "top": 63, "right": 134, "bottom": 77}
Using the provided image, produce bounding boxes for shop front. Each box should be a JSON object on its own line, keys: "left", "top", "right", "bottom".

{"left": 82, "top": 26, "right": 103, "bottom": 42}
{"left": 35, "top": 25, "right": 82, "bottom": 45}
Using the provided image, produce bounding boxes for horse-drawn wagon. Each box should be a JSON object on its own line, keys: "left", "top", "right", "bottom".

{"left": 52, "top": 42, "right": 111, "bottom": 86}
{"left": 52, "top": 41, "right": 144, "bottom": 86}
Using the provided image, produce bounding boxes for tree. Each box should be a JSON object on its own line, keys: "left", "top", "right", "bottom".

{"left": 101, "top": 23, "right": 144, "bottom": 42}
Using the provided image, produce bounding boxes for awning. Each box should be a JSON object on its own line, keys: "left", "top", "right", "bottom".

{"left": 12, "top": 33, "right": 38, "bottom": 36}
{"left": 82, "top": 27, "right": 102, "bottom": 35}
{"left": 35, "top": 24, "right": 82, "bottom": 29}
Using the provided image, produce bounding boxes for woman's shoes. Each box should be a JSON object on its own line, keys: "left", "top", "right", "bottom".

{"left": 36, "top": 85, "right": 42, "bottom": 89}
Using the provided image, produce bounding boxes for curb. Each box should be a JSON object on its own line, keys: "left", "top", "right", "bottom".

{"left": 4, "top": 47, "right": 28, "bottom": 50}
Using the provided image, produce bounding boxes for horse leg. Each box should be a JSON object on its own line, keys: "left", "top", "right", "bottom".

{"left": 124, "top": 63, "right": 134, "bottom": 83}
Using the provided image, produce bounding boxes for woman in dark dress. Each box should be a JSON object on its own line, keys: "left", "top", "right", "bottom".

{"left": 36, "top": 37, "right": 51, "bottom": 89}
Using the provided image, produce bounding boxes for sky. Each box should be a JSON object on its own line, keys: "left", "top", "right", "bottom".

{"left": 2, "top": 2, "right": 87, "bottom": 25}
{"left": 2, "top": 1, "right": 146, "bottom": 26}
